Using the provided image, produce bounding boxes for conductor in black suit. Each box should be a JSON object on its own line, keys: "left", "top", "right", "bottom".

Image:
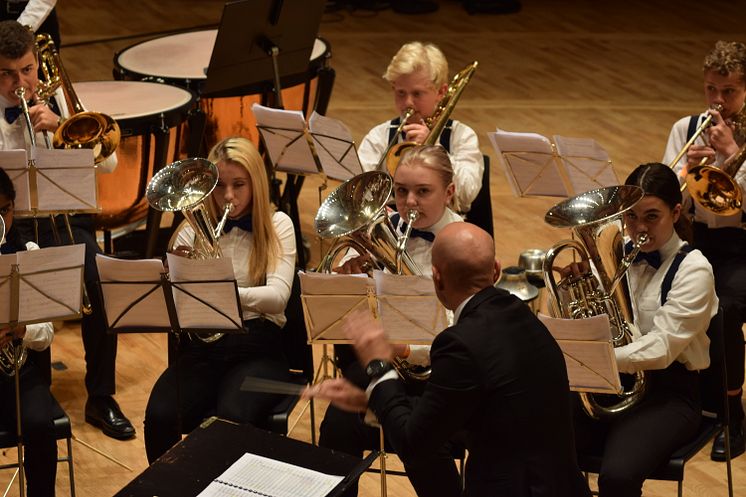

{"left": 305, "top": 223, "right": 590, "bottom": 497}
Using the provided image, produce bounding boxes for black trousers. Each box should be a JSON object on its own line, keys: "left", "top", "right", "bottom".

{"left": 15, "top": 216, "right": 117, "bottom": 397}
{"left": 319, "top": 346, "right": 462, "bottom": 497}
{"left": 143, "top": 320, "right": 291, "bottom": 464}
{"left": 0, "top": 361, "right": 57, "bottom": 497}
{"left": 694, "top": 223, "right": 746, "bottom": 422}
{"left": 573, "top": 363, "right": 701, "bottom": 497}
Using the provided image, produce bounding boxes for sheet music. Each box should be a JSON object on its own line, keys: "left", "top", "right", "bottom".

{"left": 166, "top": 253, "right": 243, "bottom": 330}
{"left": 553, "top": 135, "right": 618, "bottom": 193}
{"left": 16, "top": 244, "right": 85, "bottom": 323}
{"left": 299, "top": 271, "right": 371, "bottom": 295}
{"left": 95, "top": 254, "right": 170, "bottom": 328}
{"left": 537, "top": 313, "right": 621, "bottom": 394}
{"left": 34, "top": 148, "right": 97, "bottom": 211}
{"left": 197, "top": 452, "right": 344, "bottom": 497}
{"left": 0, "top": 255, "right": 14, "bottom": 324}
{"left": 373, "top": 271, "right": 446, "bottom": 343}
{"left": 0, "top": 150, "right": 31, "bottom": 211}
{"left": 308, "top": 111, "right": 362, "bottom": 181}
{"left": 252, "top": 103, "right": 319, "bottom": 175}
{"left": 488, "top": 129, "right": 568, "bottom": 197}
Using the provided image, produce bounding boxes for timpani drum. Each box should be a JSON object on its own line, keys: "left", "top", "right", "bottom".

{"left": 113, "top": 30, "right": 331, "bottom": 148}
{"left": 74, "top": 81, "right": 194, "bottom": 232}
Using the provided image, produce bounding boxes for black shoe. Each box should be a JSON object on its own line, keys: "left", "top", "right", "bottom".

{"left": 85, "top": 395, "right": 136, "bottom": 440}
{"left": 711, "top": 424, "right": 745, "bottom": 461}
{"left": 391, "top": 1, "right": 439, "bottom": 14}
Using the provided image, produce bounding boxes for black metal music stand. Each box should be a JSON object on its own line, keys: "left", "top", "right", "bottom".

{"left": 204, "top": 0, "right": 327, "bottom": 269}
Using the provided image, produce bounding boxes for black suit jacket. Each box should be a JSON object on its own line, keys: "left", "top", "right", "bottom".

{"left": 369, "top": 286, "right": 590, "bottom": 497}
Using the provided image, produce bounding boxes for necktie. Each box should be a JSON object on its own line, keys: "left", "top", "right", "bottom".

{"left": 4, "top": 101, "right": 32, "bottom": 124}
{"left": 223, "top": 215, "right": 253, "bottom": 234}
{"left": 625, "top": 241, "right": 661, "bottom": 269}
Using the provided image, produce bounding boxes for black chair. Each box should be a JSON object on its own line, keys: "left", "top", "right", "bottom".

{"left": 0, "top": 349, "right": 77, "bottom": 497}
{"left": 464, "top": 154, "right": 494, "bottom": 239}
{"left": 579, "top": 308, "right": 734, "bottom": 497}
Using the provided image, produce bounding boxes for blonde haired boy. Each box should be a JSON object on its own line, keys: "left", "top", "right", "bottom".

{"left": 358, "top": 41, "right": 484, "bottom": 213}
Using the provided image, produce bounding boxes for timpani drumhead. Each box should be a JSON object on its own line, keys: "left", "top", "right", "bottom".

{"left": 115, "top": 29, "right": 327, "bottom": 83}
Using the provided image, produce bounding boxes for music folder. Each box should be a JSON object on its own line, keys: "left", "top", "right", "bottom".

{"left": 252, "top": 103, "right": 363, "bottom": 181}
{"left": 488, "top": 129, "right": 618, "bottom": 198}
{"left": 537, "top": 313, "right": 623, "bottom": 394}
{"left": 299, "top": 270, "right": 447, "bottom": 344}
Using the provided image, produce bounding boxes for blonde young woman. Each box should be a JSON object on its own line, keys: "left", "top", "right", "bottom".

{"left": 144, "top": 137, "right": 296, "bottom": 463}
{"left": 322, "top": 144, "right": 465, "bottom": 497}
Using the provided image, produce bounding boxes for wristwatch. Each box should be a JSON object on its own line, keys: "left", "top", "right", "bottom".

{"left": 365, "top": 359, "right": 393, "bottom": 379}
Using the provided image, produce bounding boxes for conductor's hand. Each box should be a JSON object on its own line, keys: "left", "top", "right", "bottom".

{"left": 402, "top": 121, "right": 429, "bottom": 144}
{"left": 343, "top": 309, "right": 394, "bottom": 367}
{"left": 333, "top": 254, "right": 373, "bottom": 274}
{"left": 302, "top": 378, "right": 368, "bottom": 413}
{"left": 687, "top": 144, "right": 716, "bottom": 167}
{"left": 28, "top": 103, "right": 60, "bottom": 133}
{"left": 706, "top": 108, "right": 740, "bottom": 158}
{"left": 0, "top": 325, "right": 26, "bottom": 348}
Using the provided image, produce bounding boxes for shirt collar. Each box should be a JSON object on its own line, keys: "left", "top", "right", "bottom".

{"left": 658, "top": 231, "right": 683, "bottom": 262}
{"left": 453, "top": 293, "right": 476, "bottom": 324}
{"left": 423, "top": 208, "right": 458, "bottom": 237}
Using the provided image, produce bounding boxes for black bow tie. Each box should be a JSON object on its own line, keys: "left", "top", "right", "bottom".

{"left": 391, "top": 213, "right": 435, "bottom": 242}
{"left": 625, "top": 241, "right": 661, "bottom": 269}
{"left": 223, "top": 215, "right": 253, "bottom": 234}
{"left": 4, "top": 101, "right": 33, "bottom": 124}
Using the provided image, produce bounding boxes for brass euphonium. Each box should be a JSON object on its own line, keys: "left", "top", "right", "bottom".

{"left": 385, "top": 61, "right": 478, "bottom": 175}
{"left": 315, "top": 171, "right": 431, "bottom": 381}
{"left": 146, "top": 158, "right": 233, "bottom": 343}
{"left": 0, "top": 215, "right": 28, "bottom": 377}
{"left": 543, "top": 185, "right": 648, "bottom": 419}
{"left": 35, "top": 33, "right": 120, "bottom": 164}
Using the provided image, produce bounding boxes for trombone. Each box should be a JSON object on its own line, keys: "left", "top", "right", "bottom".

{"left": 669, "top": 103, "right": 746, "bottom": 216}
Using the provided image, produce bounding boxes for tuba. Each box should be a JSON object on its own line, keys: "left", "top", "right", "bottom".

{"left": 0, "top": 215, "right": 28, "bottom": 377}
{"left": 315, "top": 171, "right": 430, "bottom": 380}
{"left": 35, "top": 33, "right": 120, "bottom": 164}
{"left": 543, "top": 185, "right": 648, "bottom": 419}
{"left": 146, "top": 158, "right": 233, "bottom": 343}
{"left": 385, "top": 61, "right": 478, "bottom": 175}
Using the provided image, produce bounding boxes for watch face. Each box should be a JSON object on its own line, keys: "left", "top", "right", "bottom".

{"left": 366, "top": 359, "right": 389, "bottom": 378}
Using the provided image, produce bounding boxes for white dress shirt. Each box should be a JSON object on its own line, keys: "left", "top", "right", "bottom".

{"left": 663, "top": 113, "right": 746, "bottom": 228}
{"left": 15, "top": 0, "right": 56, "bottom": 32}
{"left": 175, "top": 210, "right": 296, "bottom": 328}
{"left": 357, "top": 119, "right": 484, "bottom": 213}
{"left": 0, "top": 240, "right": 54, "bottom": 350}
{"left": 615, "top": 232, "right": 717, "bottom": 373}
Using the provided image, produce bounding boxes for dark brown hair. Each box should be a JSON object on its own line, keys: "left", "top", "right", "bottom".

{"left": 0, "top": 21, "right": 36, "bottom": 60}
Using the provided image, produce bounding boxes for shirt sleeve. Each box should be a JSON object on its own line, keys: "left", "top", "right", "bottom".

{"left": 238, "top": 212, "right": 296, "bottom": 316}
{"left": 22, "top": 322, "right": 53, "bottom": 351}
{"left": 615, "top": 254, "right": 717, "bottom": 373}
{"left": 448, "top": 122, "right": 484, "bottom": 213}
{"left": 16, "top": 0, "right": 56, "bottom": 32}
{"left": 357, "top": 122, "right": 390, "bottom": 172}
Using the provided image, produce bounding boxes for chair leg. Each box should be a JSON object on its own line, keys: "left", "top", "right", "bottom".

{"left": 678, "top": 480, "right": 683, "bottom": 497}
{"left": 66, "top": 436, "right": 76, "bottom": 497}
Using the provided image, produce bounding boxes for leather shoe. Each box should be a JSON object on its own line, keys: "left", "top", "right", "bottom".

{"left": 85, "top": 395, "right": 136, "bottom": 440}
{"left": 711, "top": 423, "right": 745, "bottom": 461}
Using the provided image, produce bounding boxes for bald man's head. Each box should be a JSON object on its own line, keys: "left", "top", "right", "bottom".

{"left": 432, "top": 223, "right": 498, "bottom": 300}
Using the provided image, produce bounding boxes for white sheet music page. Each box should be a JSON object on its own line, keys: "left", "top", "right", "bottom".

{"left": 0, "top": 150, "right": 31, "bottom": 211}
{"left": 373, "top": 271, "right": 446, "bottom": 343}
{"left": 299, "top": 271, "right": 373, "bottom": 341}
{"left": 553, "top": 135, "right": 618, "bottom": 193}
{"left": 537, "top": 313, "right": 622, "bottom": 394}
{"left": 95, "top": 254, "right": 170, "bottom": 328}
{"left": 166, "top": 253, "right": 243, "bottom": 330}
{"left": 34, "top": 148, "right": 97, "bottom": 211}
{"left": 17, "top": 244, "right": 85, "bottom": 323}
{"left": 252, "top": 103, "right": 318, "bottom": 175}
{"left": 308, "top": 111, "right": 362, "bottom": 181}
{"left": 488, "top": 129, "right": 568, "bottom": 197}
{"left": 197, "top": 452, "right": 344, "bottom": 497}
